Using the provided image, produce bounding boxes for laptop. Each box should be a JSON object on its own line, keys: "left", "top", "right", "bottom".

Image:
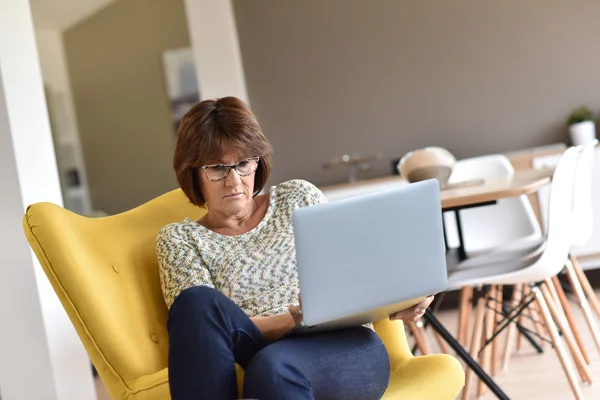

{"left": 290, "top": 179, "right": 448, "bottom": 334}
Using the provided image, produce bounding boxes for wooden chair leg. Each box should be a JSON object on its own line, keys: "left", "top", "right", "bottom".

{"left": 541, "top": 281, "right": 593, "bottom": 385}
{"left": 551, "top": 275, "right": 591, "bottom": 365}
{"left": 406, "top": 320, "right": 432, "bottom": 355}
{"left": 477, "top": 286, "right": 497, "bottom": 397}
{"left": 565, "top": 260, "right": 600, "bottom": 356}
{"left": 457, "top": 287, "right": 466, "bottom": 345}
{"left": 532, "top": 294, "right": 551, "bottom": 343}
{"left": 457, "top": 286, "right": 473, "bottom": 348}
{"left": 520, "top": 285, "right": 544, "bottom": 351}
{"left": 462, "top": 292, "right": 487, "bottom": 400}
{"left": 432, "top": 329, "right": 450, "bottom": 354}
{"left": 534, "top": 284, "right": 586, "bottom": 400}
{"left": 491, "top": 285, "right": 503, "bottom": 377}
{"left": 517, "top": 285, "right": 529, "bottom": 350}
{"left": 502, "top": 284, "right": 522, "bottom": 371}
{"left": 527, "top": 299, "right": 547, "bottom": 350}
{"left": 544, "top": 282, "right": 588, "bottom": 384}
{"left": 571, "top": 254, "right": 600, "bottom": 320}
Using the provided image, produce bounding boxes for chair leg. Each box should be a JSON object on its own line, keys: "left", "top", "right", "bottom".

{"left": 517, "top": 285, "right": 530, "bottom": 350}
{"left": 502, "top": 284, "right": 522, "bottom": 371}
{"left": 551, "top": 275, "right": 591, "bottom": 365}
{"left": 529, "top": 288, "right": 550, "bottom": 342}
{"left": 462, "top": 292, "right": 487, "bottom": 400}
{"left": 457, "top": 287, "right": 465, "bottom": 345}
{"left": 477, "top": 286, "right": 497, "bottom": 397}
{"left": 565, "top": 260, "right": 600, "bottom": 356}
{"left": 519, "top": 286, "right": 549, "bottom": 348}
{"left": 457, "top": 286, "right": 473, "bottom": 347}
{"left": 541, "top": 281, "right": 593, "bottom": 385}
{"left": 491, "top": 285, "right": 503, "bottom": 377}
{"left": 406, "top": 320, "right": 432, "bottom": 355}
{"left": 571, "top": 254, "right": 600, "bottom": 320}
{"left": 548, "top": 277, "right": 589, "bottom": 381}
{"left": 432, "top": 329, "right": 450, "bottom": 354}
{"left": 545, "top": 281, "right": 590, "bottom": 385}
{"left": 534, "top": 284, "right": 586, "bottom": 400}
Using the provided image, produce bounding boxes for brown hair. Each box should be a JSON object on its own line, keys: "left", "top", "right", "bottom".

{"left": 173, "top": 96, "right": 273, "bottom": 206}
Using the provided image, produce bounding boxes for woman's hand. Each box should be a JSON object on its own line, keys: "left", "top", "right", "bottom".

{"left": 389, "top": 296, "right": 435, "bottom": 322}
{"left": 250, "top": 298, "right": 303, "bottom": 343}
{"left": 288, "top": 298, "right": 303, "bottom": 326}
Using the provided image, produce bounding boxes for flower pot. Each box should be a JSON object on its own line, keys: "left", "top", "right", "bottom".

{"left": 569, "top": 121, "right": 596, "bottom": 146}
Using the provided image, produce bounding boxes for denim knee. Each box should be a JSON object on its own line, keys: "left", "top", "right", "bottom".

{"left": 244, "top": 346, "right": 308, "bottom": 391}
{"left": 168, "top": 286, "right": 229, "bottom": 325}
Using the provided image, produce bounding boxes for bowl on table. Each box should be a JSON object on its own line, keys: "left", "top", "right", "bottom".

{"left": 397, "top": 147, "right": 456, "bottom": 186}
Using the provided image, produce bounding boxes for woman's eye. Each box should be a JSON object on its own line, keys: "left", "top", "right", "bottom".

{"left": 211, "top": 166, "right": 227, "bottom": 172}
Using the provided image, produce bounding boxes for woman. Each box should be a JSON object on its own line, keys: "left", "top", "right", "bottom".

{"left": 157, "top": 96, "right": 434, "bottom": 400}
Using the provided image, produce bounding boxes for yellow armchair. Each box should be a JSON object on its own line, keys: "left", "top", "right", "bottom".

{"left": 23, "top": 189, "right": 464, "bottom": 400}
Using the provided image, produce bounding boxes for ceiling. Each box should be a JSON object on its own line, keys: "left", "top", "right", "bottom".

{"left": 30, "top": 0, "right": 118, "bottom": 30}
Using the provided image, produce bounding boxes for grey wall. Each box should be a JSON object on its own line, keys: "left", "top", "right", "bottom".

{"left": 64, "top": 0, "right": 189, "bottom": 214}
{"left": 233, "top": 0, "right": 600, "bottom": 187}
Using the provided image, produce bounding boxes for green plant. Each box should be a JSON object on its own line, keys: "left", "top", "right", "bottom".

{"left": 567, "top": 106, "right": 594, "bottom": 126}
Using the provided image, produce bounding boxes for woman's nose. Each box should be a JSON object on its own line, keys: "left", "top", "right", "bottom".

{"left": 225, "top": 167, "right": 241, "bottom": 186}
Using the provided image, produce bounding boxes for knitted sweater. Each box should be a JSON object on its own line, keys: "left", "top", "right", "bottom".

{"left": 156, "top": 179, "right": 327, "bottom": 316}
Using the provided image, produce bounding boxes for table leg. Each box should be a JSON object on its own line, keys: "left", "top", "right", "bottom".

{"left": 423, "top": 310, "right": 511, "bottom": 400}
{"left": 442, "top": 216, "right": 449, "bottom": 251}
{"left": 454, "top": 210, "right": 467, "bottom": 260}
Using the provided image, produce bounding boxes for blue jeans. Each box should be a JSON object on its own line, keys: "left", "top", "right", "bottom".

{"left": 167, "top": 286, "right": 391, "bottom": 400}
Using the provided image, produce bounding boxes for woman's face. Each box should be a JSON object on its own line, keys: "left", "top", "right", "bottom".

{"left": 199, "top": 150, "right": 257, "bottom": 216}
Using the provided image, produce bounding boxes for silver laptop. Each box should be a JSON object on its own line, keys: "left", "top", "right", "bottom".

{"left": 290, "top": 179, "right": 448, "bottom": 333}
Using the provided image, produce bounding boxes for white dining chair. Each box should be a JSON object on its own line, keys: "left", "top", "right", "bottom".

{"left": 568, "top": 139, "right": 600, "bottom": 320}
{"left": 446, "top": 146, "right": 590, "bottom": 400}
{"left": 443, "top": 155, "right": 544, "bottom": 350}
{"left": 443, "top": 143, "right": 600, "bottom": 376}
{"left": 530, "top": 140, "right": 600, "bottom": 351}
{"left": 443, "top": 155, "right": 543, "bottom": 257}
{"left": 449, "top": 144, "right": 600, "bottom": 371}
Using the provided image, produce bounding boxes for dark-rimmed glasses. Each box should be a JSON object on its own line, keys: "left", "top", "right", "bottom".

{"left": 199, "top": 157, "right": 260, "bottom": 182}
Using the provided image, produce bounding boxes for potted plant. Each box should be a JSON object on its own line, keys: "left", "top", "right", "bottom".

{"left": 567, "top": 106, "right": 596, "bottom": 145}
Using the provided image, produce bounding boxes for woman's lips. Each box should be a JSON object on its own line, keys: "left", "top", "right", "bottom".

{"left": 224, "top": 193, "right": 243, "bottom": 199}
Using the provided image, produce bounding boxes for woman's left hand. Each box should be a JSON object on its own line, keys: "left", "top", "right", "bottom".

{"left": 389, "top": 296, "right": 435, "bottom": 322}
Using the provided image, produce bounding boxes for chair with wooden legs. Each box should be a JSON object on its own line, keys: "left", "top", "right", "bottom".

{"left": 532, "top": 139, "right": 600, "bottom": 361}
{"left": 447, "top": 146, "right": 590, "bottom": 400}
{"left": 454, "top": 142, "right": 600, "bottom": 375}
{"left": 444, "top": 155, "right": 543, "bottom": 349}
{"left": 565, "top": 139, "right": 600, "bottom": 325}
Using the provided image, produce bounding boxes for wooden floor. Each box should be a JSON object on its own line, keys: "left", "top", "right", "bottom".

{"left": 430, "top": 289, "right": 600, "bottom": 400}
{"left": 94, "top": 289, "right": 600, "bottom": 400}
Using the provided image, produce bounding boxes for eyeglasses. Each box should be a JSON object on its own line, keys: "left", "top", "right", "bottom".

{"left": 200, "top": 157, "right": 260, "bottom": 182}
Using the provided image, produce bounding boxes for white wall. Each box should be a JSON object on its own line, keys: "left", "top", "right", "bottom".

{"left": 184, "top": 0, "right": 248, "bottom": 103}
{"left": 0, "top": 1, "right": 96, "bottom": 399}
{"left": 35, "top": 28, "right": 92, "bottom": 215}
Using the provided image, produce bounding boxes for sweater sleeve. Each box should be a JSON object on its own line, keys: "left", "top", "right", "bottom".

{"left": 156, "top": 223, "right": 215, "bottom": 309}
{"left": 279, "top": 179, "right": 328, "bottom": 208}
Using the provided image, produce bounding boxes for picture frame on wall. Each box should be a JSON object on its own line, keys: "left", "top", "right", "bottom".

{"left": 162, "top": 47, "right": 200, "bottom": 136}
